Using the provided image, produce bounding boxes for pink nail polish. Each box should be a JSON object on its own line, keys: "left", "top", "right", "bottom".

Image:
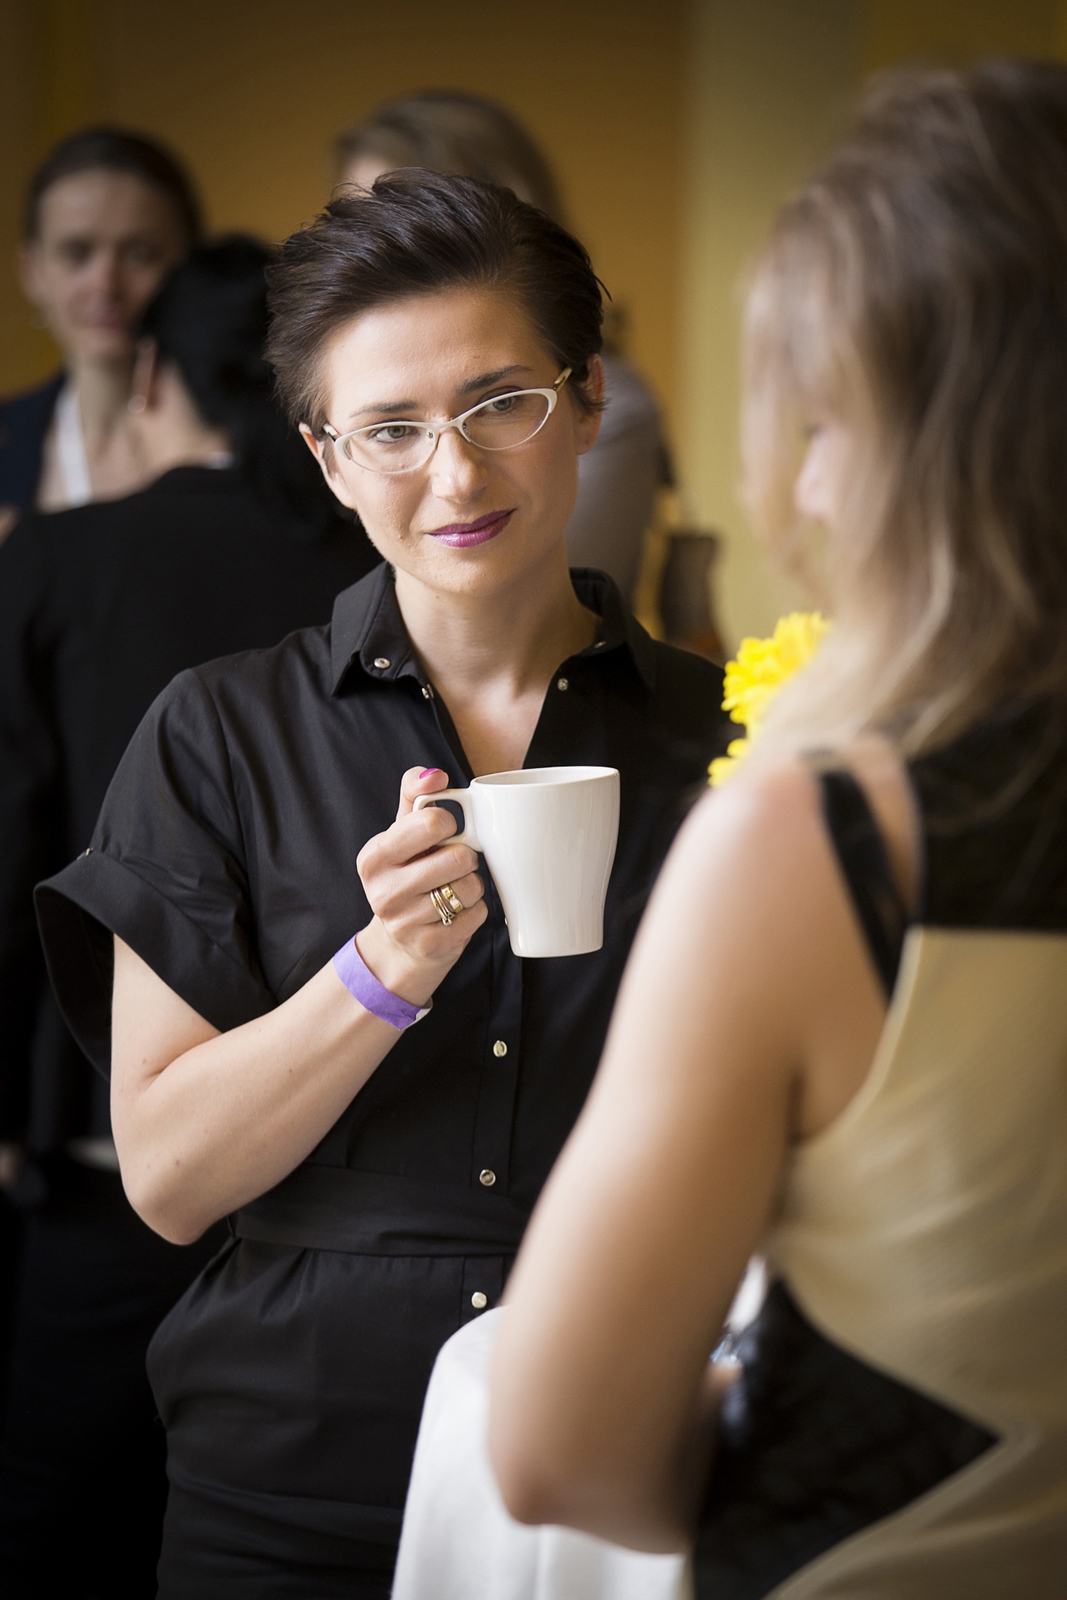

{"left": 419, "top": 767, "right": 441, "bottom": 779}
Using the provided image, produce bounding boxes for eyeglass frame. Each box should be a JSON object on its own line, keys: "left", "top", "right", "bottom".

{"left": 319, "top": 368, "right": 572, "bottom": 476}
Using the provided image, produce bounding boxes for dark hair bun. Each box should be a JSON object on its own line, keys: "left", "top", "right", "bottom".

{"left": 139, "top": 237, "right": 346, "bottom": 537}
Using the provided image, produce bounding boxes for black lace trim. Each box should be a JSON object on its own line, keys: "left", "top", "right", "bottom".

{"left": 692, "top": 1282, "right": 998, "bottom": 1600}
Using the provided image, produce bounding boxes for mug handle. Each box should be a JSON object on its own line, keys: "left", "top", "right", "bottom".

{"left": 413, "top": 788, "right": 481, "bottom": 851}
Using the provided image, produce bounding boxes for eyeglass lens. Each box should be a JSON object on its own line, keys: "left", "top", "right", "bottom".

{"left": 342, "top": 390, "right": 552, "bottom": 472}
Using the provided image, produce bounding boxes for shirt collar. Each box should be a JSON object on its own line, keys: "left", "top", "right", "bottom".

{"left": 329, "top": 563, "right": 657, "bottom": 696}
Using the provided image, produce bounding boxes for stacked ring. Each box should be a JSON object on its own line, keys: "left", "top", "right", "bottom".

{"left": 430, "top": 883, "right": 465, "bottom": 926}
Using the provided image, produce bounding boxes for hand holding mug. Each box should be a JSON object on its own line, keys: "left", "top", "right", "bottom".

{"left": 415, "top": 765, "right": 620, "bottom": 958}
{"left": 355, "top": 767, "right": 487, "bottom": 1000}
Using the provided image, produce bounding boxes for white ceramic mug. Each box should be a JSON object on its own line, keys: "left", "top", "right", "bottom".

{"left": 414, "top": 765, "right": 620, "bottom": 958}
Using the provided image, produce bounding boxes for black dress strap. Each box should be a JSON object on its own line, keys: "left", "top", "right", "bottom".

{"left": 818, "top": 770, "right": 907, "bottom": 999}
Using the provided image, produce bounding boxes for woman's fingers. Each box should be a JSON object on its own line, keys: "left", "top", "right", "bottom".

{"left": 357, "top": 768, "right": 485, "bottom": 947}
{"left": 396, "top": 764, "right": 449, "bottom": 820}
{"left": 421, "top": 869, "right": 485, "bottom": 921}
{"left": 358, "top": 824, "right": 478, "bottom": 892}
{"left": 402, "top": 845, "right": 483, "bottom": 902}
{"left": 352, "top": 768, "right": 488, "bottom": 994}
{"left": 367, "top": 854, "right": 484, "bottom": 926}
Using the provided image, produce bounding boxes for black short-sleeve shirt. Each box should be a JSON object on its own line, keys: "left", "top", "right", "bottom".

{"left": 36, "top": 562, "right": 728, "bottom": 1555}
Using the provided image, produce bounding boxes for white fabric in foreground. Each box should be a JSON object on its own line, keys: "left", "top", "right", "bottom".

{"left": 54, "top": 382, "right": 92, "bottom": 508}
{"left": 393, "top": 1307, "right": 691, "bottom": 1600}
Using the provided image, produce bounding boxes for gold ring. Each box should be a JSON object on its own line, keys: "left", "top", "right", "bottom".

{"left": 429, "top": 884, "right": 463, "bottom": 926}
{"left": 437, "top": 883, "right": 465, "bottom": 918}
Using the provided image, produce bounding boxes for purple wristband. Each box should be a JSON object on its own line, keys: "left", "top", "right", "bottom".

{"left": 332, "top": 938, "right": 432, "bottom": 1030}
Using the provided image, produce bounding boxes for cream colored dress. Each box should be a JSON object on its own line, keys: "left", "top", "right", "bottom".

{"left": 394, "top": 727, "right": 1067, "bottom": 1598}
{"left": 751, "top": 923, "right": 1067, "bottom": 1597}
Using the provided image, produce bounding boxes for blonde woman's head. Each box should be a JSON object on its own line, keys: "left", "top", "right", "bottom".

{"left": 745, "top": 62, "right": 1067, "bottom": 758}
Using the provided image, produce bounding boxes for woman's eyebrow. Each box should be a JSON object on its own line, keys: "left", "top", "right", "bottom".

{"left": 458, "top": 364, "right": 532, "bottom": 395}
{"left": 346, "top": 397, "right": 419, "bottom": 420}
{"left": 345, "top": 365, "right": 535, "bottom": 424}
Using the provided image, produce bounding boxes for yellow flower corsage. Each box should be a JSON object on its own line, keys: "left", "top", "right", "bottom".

{"left": 709, "top": 612, "right": 829, "bottom": 786}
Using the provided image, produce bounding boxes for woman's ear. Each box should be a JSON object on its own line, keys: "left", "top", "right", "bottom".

{"left": 574, "top": 354, "right": 605, "bottom": 457}
{"left": 299, "top": 423, "right": 359, "bottom": 512}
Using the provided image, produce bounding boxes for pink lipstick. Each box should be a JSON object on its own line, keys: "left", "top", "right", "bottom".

{"left": 426, "top": 509, "right": 514, "bottom": 548}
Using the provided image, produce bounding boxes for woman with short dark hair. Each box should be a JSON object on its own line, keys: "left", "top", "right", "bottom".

{"left": 0, "top": 126, "right": 201, "bottom": 533}
{"left": 336, "top": 93, "right": 670, "bottom": 601}
{"left": 36, "top": 172, "right": 727, "bottom": 1597}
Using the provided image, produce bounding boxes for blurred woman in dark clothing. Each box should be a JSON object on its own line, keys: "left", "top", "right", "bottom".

{"left": 0, "top": 128, "right": 199, "bottom": 1413}
{"left": 0, "top": 126, "right": 201, "bottom": 538}
{"left": 0, "top": 236, "right": 378, "bottom": 1599}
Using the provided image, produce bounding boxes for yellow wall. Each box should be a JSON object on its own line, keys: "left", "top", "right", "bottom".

{"left": 5, "top": 0, "right": 1067, "bottom": 644}
{"left": 677, "top": 0, "right": 862, "bottom": 644}
{"left": 864, "top": 0, "right": 1063, "bottom": 68}
{"left": 679, "top": 0, "right": 1067, "bottom": 649}
{"left": 0, "top": 0, "right": 684, "bottom": 440}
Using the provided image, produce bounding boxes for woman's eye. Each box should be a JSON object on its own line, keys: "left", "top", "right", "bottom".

{"left": 123, "top": 244, "right": 164, "bottom": 268}
{"left": 485, "top": 394, "right": 519, "bottom": 414}
{"left": 367, "top": 423, "right": 421, "bottom": 444}
{"left": 58, "top": 241, "right": 93, "bottom": 267}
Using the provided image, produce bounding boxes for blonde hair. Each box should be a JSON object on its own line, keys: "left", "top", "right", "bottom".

{"left": 744, "top": 62, "right": 1067, "bottom": 762}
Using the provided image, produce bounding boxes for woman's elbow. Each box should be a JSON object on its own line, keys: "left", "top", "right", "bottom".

{"left": 489, "top": 1404, "right": 688, "bottom": 1548}
{"left": 491, "top": 1441, "right": 574, "bottom": 1527}
{"left": 488, "top": 1417, "right": 594, "bottom": 1528}
{"left": 120, "top": 1163, "right": 214, "bottom": 1247}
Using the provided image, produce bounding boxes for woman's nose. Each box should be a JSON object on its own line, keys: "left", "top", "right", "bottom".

{"left": 84, "top": 246, "right": 124, "bottom": 301}
{"left": 427, "top": 426, "right": 489, "bottom": 502}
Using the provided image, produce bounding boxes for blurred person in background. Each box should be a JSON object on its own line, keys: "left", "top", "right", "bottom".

{"left": 0, "top": 120, "right": 200, "bottom": 1503}
{"left": 0, "top": 236, "right": 378, "bottom": 1599}
{"left": 0, "top": 127, "right": 202, "bottom": 538}
{"left": 335, "top": 90, "right": 670, "bottom": 602}
{"left": 394, "top": 61, "right": 1067, "bottom": 1600}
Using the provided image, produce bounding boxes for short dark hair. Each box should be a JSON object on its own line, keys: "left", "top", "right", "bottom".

{"left": 24, "top": 126, "right": 202, "bottom": 244}
{"left": 266, "top": 169, "right": 604, "bottom": 437}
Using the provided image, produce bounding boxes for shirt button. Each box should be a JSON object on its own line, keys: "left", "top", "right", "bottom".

{"left": 471, "top": 1291, "right": 488, "bottom": 1310}
{"left": 557, "top": 677, "right": 569, "bottom": 691}
{"left": 479, "top": 1168, "right": 496, "bottom": 1187}
{"left": 492, "top": 1039, "right": 507, "bottom": 1058}
{"left": 373, "top": 657, "right": 390, "bottom": 670}
{"left": 421, "top": 684, "right": 434, "bottom": 699}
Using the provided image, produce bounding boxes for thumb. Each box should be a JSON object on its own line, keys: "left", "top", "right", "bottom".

{"left": 397, "top": 765, "right": 449, "bottom": 820}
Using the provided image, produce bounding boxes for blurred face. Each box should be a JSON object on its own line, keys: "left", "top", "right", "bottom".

{"left": 20, "top": 170, "right": 186, "bottom": 364}
{"left": 305, "top": 286, "right": 601, "bottom": 600}
{"left": 342, "top": 155, "right": 391, "bottom": 192}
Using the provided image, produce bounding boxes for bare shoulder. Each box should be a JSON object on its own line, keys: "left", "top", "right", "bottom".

{"left": 632, "top": 758, "right": 843, "bottom": 1019}
{"left": 667, "top": 759, "right": 828, "bottom": 896}
{"left": 636, "top": 757, "right": 881, "bottom": 1019}
{"left": 675, "top": 740, "right": 916, "bottom": 905}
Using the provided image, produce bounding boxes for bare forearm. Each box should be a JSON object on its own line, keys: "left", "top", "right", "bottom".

{"left": 114, "top": 959, "right": 405, "bottom": 1242}
{"left": 112, "top": 768, "right": 488, "bottom": 1243}
{"left": 593, "top": 1364, "right": 728, "bottom": 1551}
